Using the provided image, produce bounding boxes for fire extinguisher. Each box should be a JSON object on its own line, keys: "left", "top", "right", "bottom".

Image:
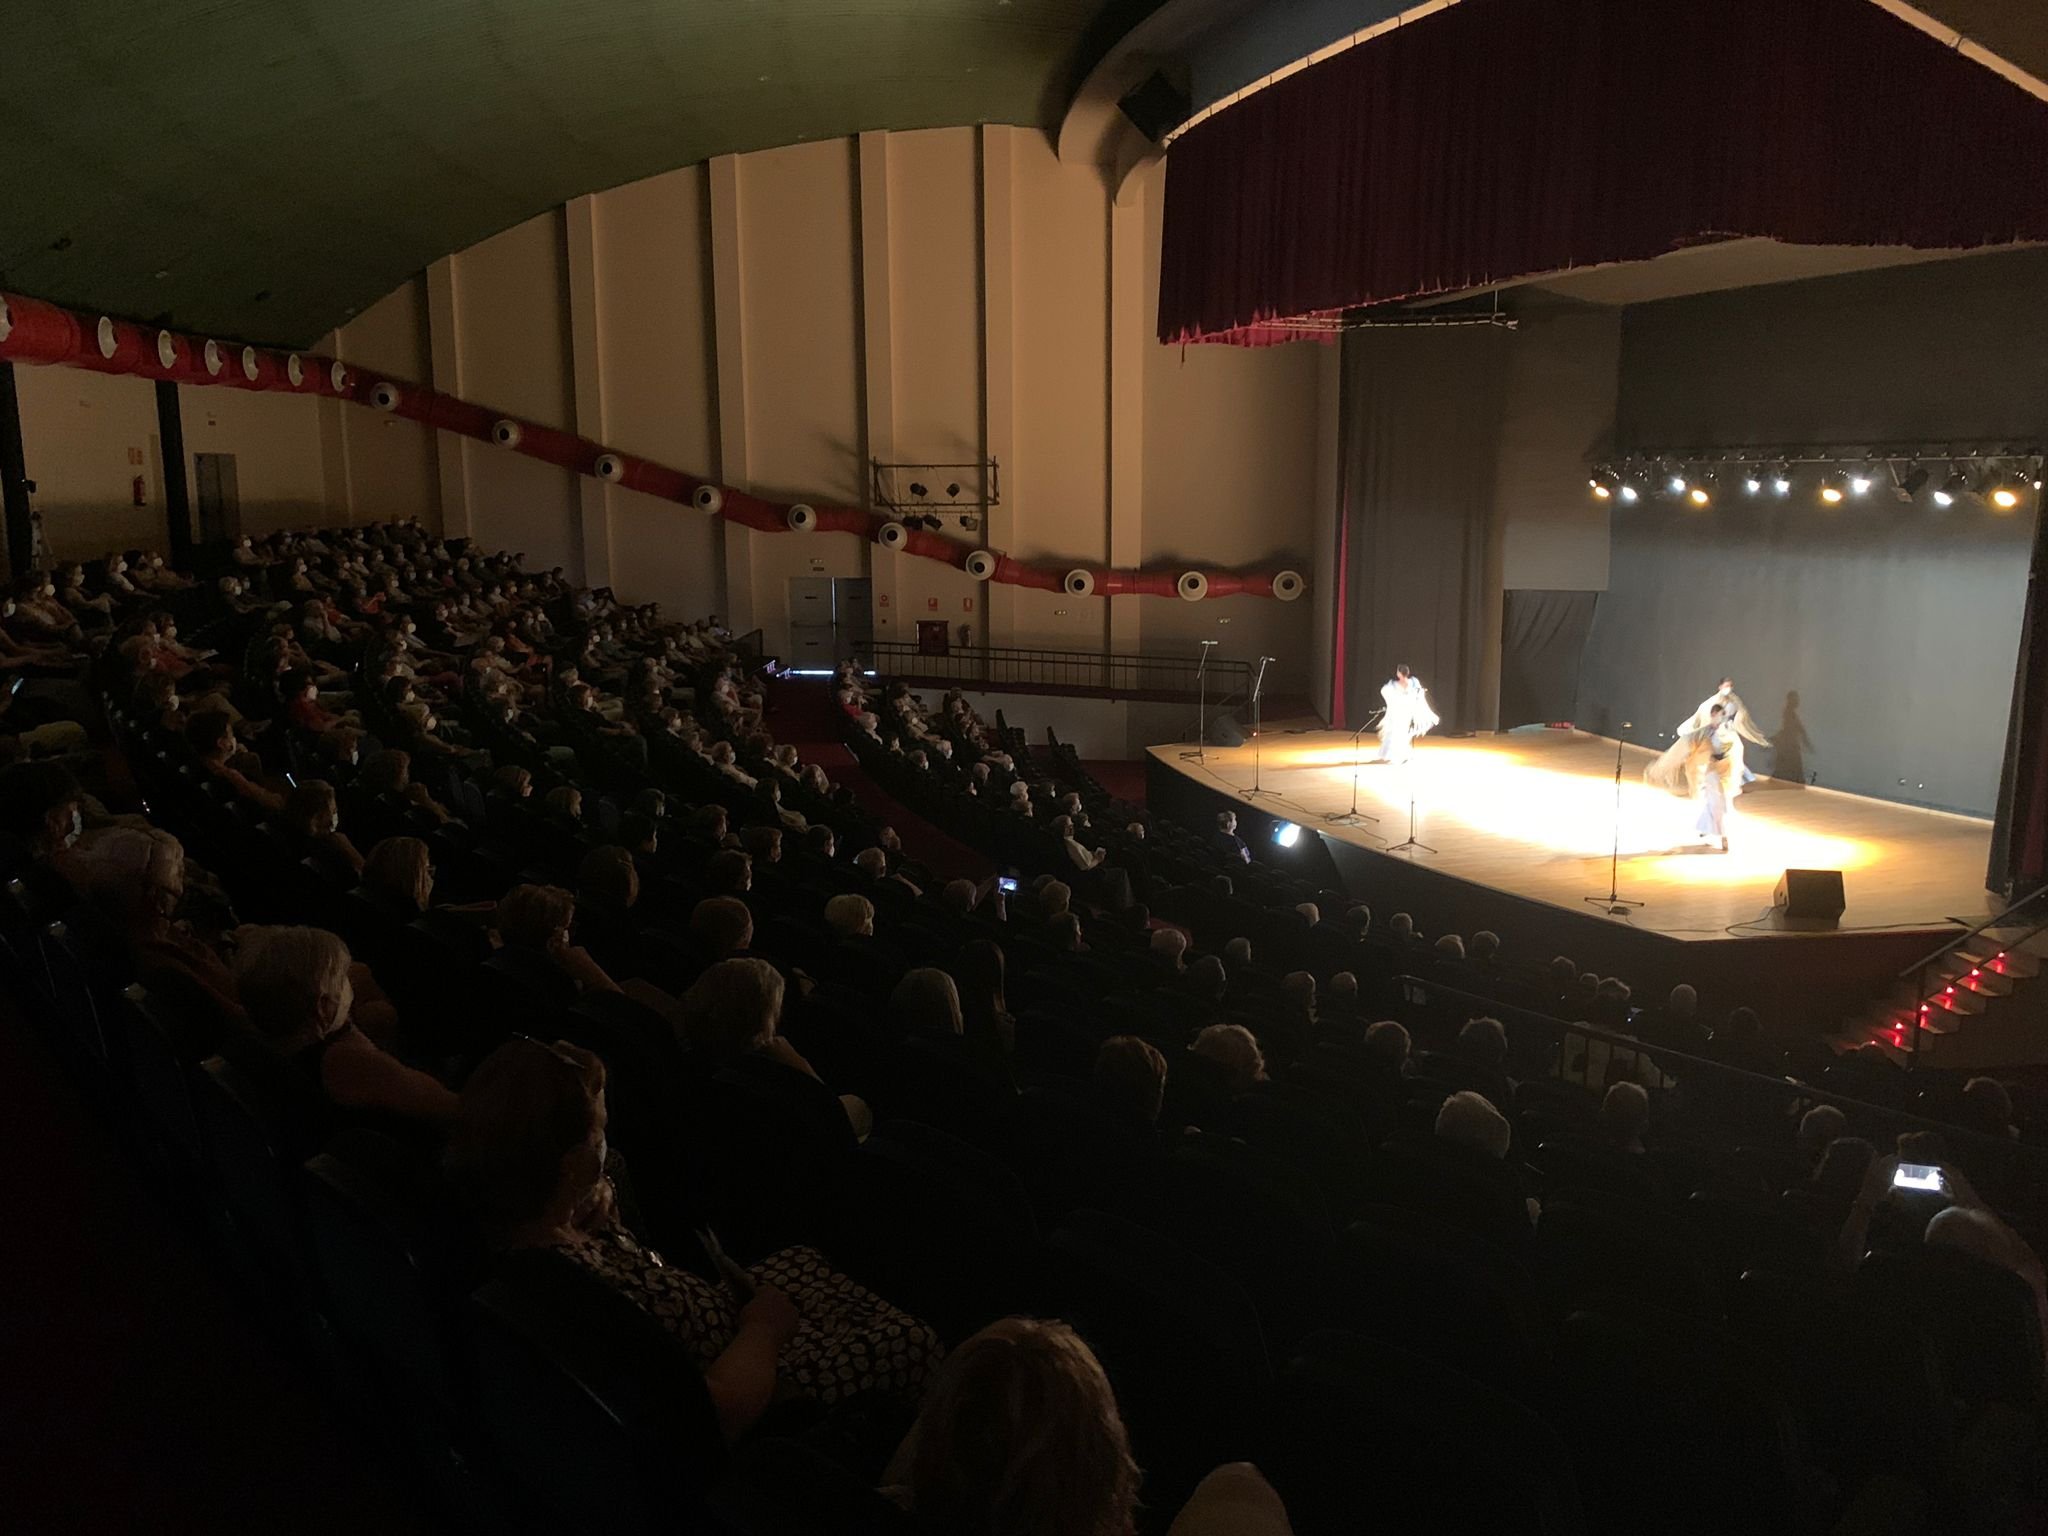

{"left": 132, "top": 474, "right": 146, "bottom": 507}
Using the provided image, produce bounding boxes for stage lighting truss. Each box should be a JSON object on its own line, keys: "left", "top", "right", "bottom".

{"left": 1589, "top": 445, "right": 2044, "bottom": 512}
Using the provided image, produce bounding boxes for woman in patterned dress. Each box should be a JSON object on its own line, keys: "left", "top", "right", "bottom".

{"left": 446, "top": 1037, "right": 940, "bottom": 1441}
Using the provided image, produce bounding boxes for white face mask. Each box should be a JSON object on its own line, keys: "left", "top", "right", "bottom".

{"left": 66, "top": 808, "right": 83, "bottom": 847}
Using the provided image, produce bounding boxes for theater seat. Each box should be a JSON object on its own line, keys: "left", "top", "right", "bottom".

{"left": 1261, "top": 1330, "right": 1583, "bottom": 1536}
{"left": 465, "top": 1248, "right": 726, "bottom": 1536}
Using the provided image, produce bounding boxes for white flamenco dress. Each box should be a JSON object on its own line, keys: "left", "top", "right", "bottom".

{"left": 1646, "top": 721, "right": 1744, "bottom": 847}
{"left": 1674, "top": 688, "right": 1770, "bottom": 785}
{"left": 1374, "top": 676, "right": 1440, "bottom": 763}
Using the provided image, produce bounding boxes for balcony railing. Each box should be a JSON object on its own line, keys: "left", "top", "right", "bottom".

{"left": 864, "top": 639, "right": 1253, "bottom": 705}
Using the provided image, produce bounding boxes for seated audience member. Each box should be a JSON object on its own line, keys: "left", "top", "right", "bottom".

{"left": 1467, "top": 929, "right": 1501, "bottom": 971}
{"left": 705, "top": 848, "right": 753, "bottom": 897}
{"left": 445, "top": 1038, "right": 937, "bottom": 1440}
{"left": 1222, "top": 936, "right": 1254, "bottom": 971}
{"left": 1706, "top": 1005, "right": 1775, "bottom": 1076}
{"left": 678, "top": 957, "right": 870, "bottom": 1138}
{"left": 1641, "top": 982, "right": 1710, "bottom": 1057}
{"left": 1599, "top": 1081, "right": 1651, "bottom": 1154}
{"left": 884, "top": 1317, "right": 1291, "bottom": 1536}
{"left": 1213, "top": 809, "right": 1251, "bottom": 864}
{"left": 574, "top": 844, "right": 647, "bottom": 981}
{"left": 493, "top": 883, "right": 623, "bottom": 1000}
{"left": 0, "top": 759, "right": 89, "bottom": 910}
{"left": 231, "top": 924, "right": 456, "bottom": 1149}
{"left": 359, "top": 748, "right": 453, "bottom": 825}
{"left": 1183, "top": 955, "right": 1229, "bottom": 1016}
{"left": 75, "top": 826, "right": 243, "bottom": 1033}
{"left": 1803, "top": 1136, "right": 1878, "bottom": 1225}
{"left": 1387, "top": 912, "right": 1418, "bottom": 946}
{"left": 951, "top": 939, "right": 1017, "bottom": 1078}
{"left": 281, "top": 778, "right": 364, "bottom": 882}
{"left": 1094, "top": 1035, "right": 1168, "bottom": 1134}
{"left": 826, "top": 892, "right": 876, "bottom": 940}
{"left": 1432, "top": 933, "right": 1466, "bottom": 964}
{"left": 687, "top": 896, "right": 755, "bottom": 972}
{"left": 187, "top": 708, "right": 284, "bottom": 813}
{"left": 1454, "top": 1015, "right": 1514, "bottom": 1108}
{"left": 890, "top": 967, "right": 965, "bottom": 1040}
{"left": 1193, "top": 1023, "right": 1267, "bottom": 1095}
{"left": 1435, "top": 1089, "right": 1516, "bottom": 1168}
{"left": 1324, "top": 971, "right": 1361, "bottom": 1023}
{"left": 1049, "top": 912, "right": 1087, "bottom": 955}
{"left": 1149, "top": 928, "right": 1189, "bottom": 976}
{"left": 1960, "top": 1076, "right": 2021, "bottom": 1142}
{"left": 1794, "top": 1104, "right": 1848, "bottom": 1177}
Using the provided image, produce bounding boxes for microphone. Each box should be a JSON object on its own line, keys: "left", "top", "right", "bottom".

{"left": 1198, "top": 639, "right": 1219, "bottom": 647}
{"left": 1621, "top": 721, "right": 1633, "bottom": 730}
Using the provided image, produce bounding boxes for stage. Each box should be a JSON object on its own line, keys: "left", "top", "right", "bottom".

{"left": 1146, "top": 727, "right": 1999, "bottom": 1028}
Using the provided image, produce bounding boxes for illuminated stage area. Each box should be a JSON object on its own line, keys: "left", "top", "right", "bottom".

{"left": 1149, "top": 728, "right": 1996, "bottom": 943}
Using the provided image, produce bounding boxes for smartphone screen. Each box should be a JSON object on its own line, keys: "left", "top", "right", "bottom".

{"left": 998, "top": 876, "right": 1019, "bottom": 893}
{"left": 1892, "top": 1163, "right": 1949, "bottom": 1194}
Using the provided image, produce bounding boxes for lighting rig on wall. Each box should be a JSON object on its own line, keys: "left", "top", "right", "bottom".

{"left": 871, "top": 458, "right": 998, "bottom": 534}
{"left": 1589, "top": 445, "right": 2045, "bottom": 512}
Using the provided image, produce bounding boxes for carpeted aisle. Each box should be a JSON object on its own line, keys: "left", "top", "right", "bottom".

{"left": 767, "top": 678, "right": 991, "bottom": 883}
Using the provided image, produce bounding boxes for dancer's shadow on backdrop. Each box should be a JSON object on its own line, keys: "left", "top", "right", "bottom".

{"left": 1768, "top": 690, "right": 1811, "bottom": 787}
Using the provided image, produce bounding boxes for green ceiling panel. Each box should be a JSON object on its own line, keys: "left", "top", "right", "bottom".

{"left": 0, "top": 0, "right": 1110, "bottom": 345}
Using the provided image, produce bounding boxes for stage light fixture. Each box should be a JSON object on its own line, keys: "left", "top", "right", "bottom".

{"left": 1742, "top": 465, "right": 1763, "bottom": 495}
{"left": 1848, "top": 466, "right": 1874, "bottom": 497}
{"left": 1666, "top": 470, "right": 1688, "bottom": 495}
{"left": 1771, "top": 465, "right": 1792, "bottom": 496}
{"left": 1989, "top": 472, "right": 2024, "bottom": 511}
{"left": 1933, "top": 467, "right": 1969, "bottom": 507}
{"left": 1587, "top": 468, "right": 1614, "bottom": 501}
{"left": 1687, "top": 473, "right": 1712, "bottom": 507}
{"left": 1895, "top": 463, "right": 1929, "bottom": 500}
{"left": 1270, "top": 820, "right": 1303, "bottom": 849}
{"left": 1618, "top": 483, "right": 1639, "bottom": 504}
{"left": 908, "top": 481, "right": 928, "bottom": 498}
{"left": 1817, "top": 473, "right": 1845, "bottom": 505}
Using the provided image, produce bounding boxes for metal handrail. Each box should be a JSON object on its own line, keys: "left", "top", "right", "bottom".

{"left": 865, "top": 639, "right": 1254, "bottom": 703}
{"left": 1896, "top": 881, "right": 2048, "bottom": 981}
{"left": 1392, "top": 973, "right": 2047, "bottom": 1177}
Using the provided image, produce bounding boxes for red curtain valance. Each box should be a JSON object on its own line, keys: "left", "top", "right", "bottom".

{"left": 1158, "top": 0, "right": 2048, "bottom": 345}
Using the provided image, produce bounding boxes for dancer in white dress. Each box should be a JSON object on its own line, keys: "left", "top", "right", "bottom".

{"left": 1645, "top": 703, "right": 1744, "bottom": 851}
{"left": 1373, "top": 665, "right": 1439, "bottom": 763}
{"left": 1674, "top": 677, "right": 1770, "bottom": 784}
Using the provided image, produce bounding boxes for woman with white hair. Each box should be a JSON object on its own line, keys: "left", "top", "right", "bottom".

{"left": 230, "top": 925, "right": 458, "bottom": 1147}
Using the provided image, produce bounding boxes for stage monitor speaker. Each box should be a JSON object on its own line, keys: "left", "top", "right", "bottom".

{"left": 1205, "top": 713, "right": 1245, "bottom": 748}
{"left": 1775, "top": 868, "right": 1845, "bottom": 921}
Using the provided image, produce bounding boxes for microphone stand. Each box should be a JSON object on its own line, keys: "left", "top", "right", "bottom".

{"left": 1322, "top": 711, "right": 1383, "bottom": 832}
{"left": 1241, "top": 657, "right": 1279, "bottom": 800}
{"left": 1180, "top": 640, "right": 1220, "bottom": 765}
{"left": 1585, "top": 723, "right": 1644, "bottom": 916}
{"left": 1386, "top": 749, "right": 1435, "bottom": 855}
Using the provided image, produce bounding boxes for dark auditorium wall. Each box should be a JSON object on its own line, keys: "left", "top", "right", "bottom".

{"left": 1578, "top": 249, "right": 2048, "bottom": 814}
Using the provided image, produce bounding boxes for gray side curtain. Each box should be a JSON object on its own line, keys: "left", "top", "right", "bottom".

{"left": 1501, "top": 589, "right": 1599, "bottom": 728}
{"left": 1337, "top": 325, "right": 1509, "bottom": 732}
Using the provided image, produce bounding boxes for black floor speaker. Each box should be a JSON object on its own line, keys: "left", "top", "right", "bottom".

{"left": 1775, "top": 868, "right": 1845, "bottom": 921}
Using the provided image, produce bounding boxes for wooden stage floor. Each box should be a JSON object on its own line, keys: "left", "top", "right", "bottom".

{"left": 1148, "top": 728, "right": 1996, "bottom": 943}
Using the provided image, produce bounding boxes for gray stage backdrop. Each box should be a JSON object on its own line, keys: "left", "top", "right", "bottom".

{"left": 1574, "top": 501, "right": 2035, "bottom": 816}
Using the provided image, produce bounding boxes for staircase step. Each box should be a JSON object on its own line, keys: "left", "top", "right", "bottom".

{"left": 1955, "top": 941, "right": 2040, "bottom": 979}
{"left": 1932, "top": 956, "right": 2017, "bottom": 998}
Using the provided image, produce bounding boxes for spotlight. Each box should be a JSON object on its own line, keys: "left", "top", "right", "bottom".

{"left": 1270, "top": 820, "right": 1302, "bottom": 849}
{"left": 908, "top": 481, "right": 928, "bottom": 499}
{"left": 1588, "top": 468, "right": 1619, "bottom": 501}
{"left": 1818, "top": 473, "right": 1845, "bottom": 505}
{"left": 1687, "top": 473, "right": 1713, "bottom": 508}
{"left": 1741, "top": 465, "right": 1763, "bottom": 495}
{"left": 1771, "top": 465, "right": 1792, "bottom": 496}
{"left": 1989, "top": 472, "right": 2024, "bottom": 511}
{"left": 945, "top": 482, "right": 961, "bottom": 499}
{"left": 1933, "top": 467, "right": 1969, "bottom": 508}
{"left": 1666, "top": 470, "right": 1689, "bottom": 495}
{"left": 1895, "top": 463, "right": 1929, "bottom": 500}
{"left": 1618, "top": 483, "right": 1639, "bottom": 504}
{"left": 1615, "top": 464, "right": 1641, "bottom": 503}
{"left": 1848, "top": 467, "right": 1874, "bottom": 497}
